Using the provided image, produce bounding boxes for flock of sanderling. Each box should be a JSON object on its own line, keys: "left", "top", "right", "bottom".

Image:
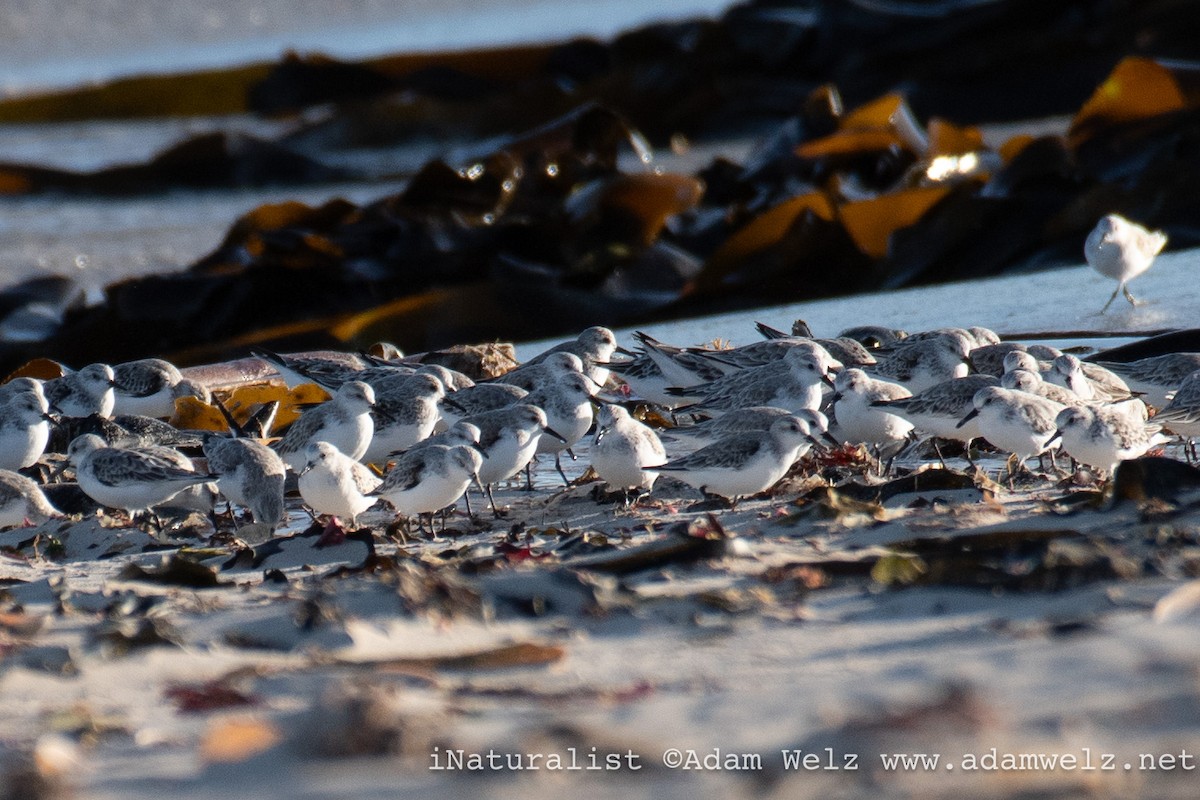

{"left": 0, "top": 212, "right": 1187, "bottom": 535}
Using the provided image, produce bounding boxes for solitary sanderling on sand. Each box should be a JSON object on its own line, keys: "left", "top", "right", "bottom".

{"left": 590, "top": 404, "right": 667, "bottom": 501}
{"left": 0, "top": 469, "right": 61, "bottom": 529}
{"left": 298, "top": 441, "right": 381, "bottom": 527}
{"left": 654, "top": 415, "right": 813, "bottom": 504}
{"left": 46, "top": 364, "right": 116, "bottom": 418}
{"left": 67, "top": 434, "right": 218, "bottom": 518}
{"left": 373, "top": 444, "right": 482, "bottom": 529}
{"left": 831, "top": 369, "right": 913, "bottom": 447}
{"left": 1085, "top": 213, "right": 1167, "bottom": 312}
{"left": 272, "top": 381, "right": 375, "bottom": 472}
{"left": 1049, "top": 405, "right": 1166, "bottom": 475}
{"left": 203, "top": 436, "right": 287, "bottom": 527}
{"left": 1092, "top": 353, "right": 1200, "bottom": 409}
{"left": 0, "top": 391, "right": 53, "bottom": 471}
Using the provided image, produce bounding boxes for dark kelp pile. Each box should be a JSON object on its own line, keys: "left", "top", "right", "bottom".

{"left": 1, "top": 1, "right": 1200, "bottom": 372}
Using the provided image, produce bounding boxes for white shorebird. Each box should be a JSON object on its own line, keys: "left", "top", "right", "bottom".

{"left": 958, "top": 386, "right": 1064, "bottom": 481}
{"left": 112, "top": 358, "right": 189, "bottom": 418}
{"left": 830, "top": 369, "right": 913, "bottom": 447}
{"left": 297, "top": 441, "right": 380, "bottom": 527}
{"left": 868, "top": 336, "right": 971, "bottom": 393}
{"left": 672, "top": 348, "right": 834, "bottom": 417}
{"left": 1092, "top": 353, "right": 1200, "bottom": 409}
{"left": 668, "top": 406, "right": 836, "bottom": 449}
{"left": 524, "top": 326, "right": 622, "bottom": 387}
{"left": 438, "top": 383, "right": 527, "bottom": 427}
{"left": 67, "top": 434, "right": 217, "bottom": 520}
{"left": 253, "top": 350, "right": 369, "bottom": 390}
{"left": 373, "top": 444, "right": 483, "bottom": 531}
{"left": 362, "top": 373, "right": 445, "bottom": 464}
{"left": 654, "top": 415, "right": 813, "bottom": 505}
{"left": 1149, "top": 371, "right": 1200, "bottom": 459}
{"left": 46, "top": 364, "right": 116, "bottom": 418}
{"left": 1049, "top": 405, "right": 1165, "bottom": 475}
{"left": 590, "top": 404, "right": 667, "bottom": 503}
{"left": 203, "top": 436, "right": 287, "bottom": 527}
{"left": 493, "top": 352, "right": 584, "bottom": 392}
{"left": 1085, "top": 213, "right": 1167, "bottom": 312}
{"left": 520, "top": 371, "right": 596, "bottom": 485}
{"left": 0, "top": 391, "right": 53, "bottom": 471}
{"left": 272, "top": 381, "right": 375, "bottom": 472}
{"left": 1001, "top": 369, "right": 1082, "bottom": 407}
{"left": 463, "top": 404, "right": 564, "bottom": 515}
{"left": 0, "top": 469, "right": 62, "bottom": 529}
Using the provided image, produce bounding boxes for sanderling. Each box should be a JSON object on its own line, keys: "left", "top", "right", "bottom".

{"left": 685, "top": 338, "right": 841, "bottom": 375}
{"left": 669, "top": 406, "right": 834, "bottom": 448}
{"left": 362, "top": 373, "right": 445, "bottom": 464}
{"left": 831, "top": 369, "right": 913, "bottom": 446}
{"left": 1085, "top": 213, "right": 1167, "bottom": 311}
{"left": 1092, "top": 353, "right": 1200, "bottom": 408}
{"left": 253, "top": 349, "right": 369, "bottom": 390}
{"left": 302, "top": 363, "right": 415, "bottom": 393}
{"left": 868, "top": 336, "right": 971, "bottom": 393}
{"left": 111, "top": 358, "right": 187, "bottom": 418}
{"left": 50, "top": 412, "right": 200, "bottom": 453}
{"left": 373, "top": 444, "right": 482, "bottom": 528}
{"left": 839, "top": 325, "right": 908, "bottom": 349}
{"left": 46, "top": 364, "right": 116, "bottom": 418}
{"left": 1046, "top": 354, "right": 1131, "bottom": 402}
{"left": 463, "top": 404, "right": 565, "bottom": 514}
{"left": 67, "top": 434, "right": 217, "bottom": 518}
{"left": 413, "top": 364, "right": 475, "bottom": 392}
{"left": 1002, "top": 350, "right": 1048, "bottom": 376}
{"left": 753, "top": 323, "right": 877, "bottom": 367}
{"left": 632, "top": 331, "right": 739, "bottom": 390}
{"left": 872, "top": 374, "right": 998, "bottom": 448}
{"left": 1001, "top": 368, "right": 1083, "bottom": 407}
{"left": 0, "top": 391, "right": 53, "bottom": 471}
{"left": 439, "top": 382, "right": 527, "bottom": 427}
{"left": 137, "top": 444, "right": 218, "bottom": 515}
{"left": 400, "top": 421, "right": 482, "bottom": 454}
{"left": 524, "top": 326, "right": 622, "bottom": 386}
{"left": 202, "top": 436, "right": 287, "bottom": 527}
{"left": 958, "top": 386, "right": 1064, "bottom": 475}
{"left": 0, "top": 469, "right": 61, "bottom": 529}
{"left": 970, "top": 342, "right": 1028, "bottom": 377}
{"left": 493, "top": 352, "right": 584, "bottom": 392}
{"left": 1049, "top": 405, "right": 1166, "bottom": 475}
{"left": 892, "top": 328, "right": 977, "bottom": 354}
{"left": 0, "top": 377, "right": 47, "bottom": 407}
{"left": 670, "top": 346, "right": 834, "bottom": 414}
{"left": 297, "top": 441, "right": 380, "bottom": 526}
{"left": 1147, "top": 371, "right": 1200, "bottom": 446}
{"left": 591, "top": 404, "right": 667, "bottom": 500}
{"left": 601, "top": 352, "right": 680, "bottom": 407}
{"left": 272, "top": 381, "right": 375, "bottom": 472}
{"left": 655, "top": 415, "right": 812, "bottom": 503}
{"left": 520, "top": 371, "right": 596, "bottom": 484}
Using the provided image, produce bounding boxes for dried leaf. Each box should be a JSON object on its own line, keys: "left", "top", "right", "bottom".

{"left": 201, "top": 718, "right": 282, "bottom": 763}
{"left": 839, "top": 186, "right": 952, "bottom": 259}
{"left": 705, "top": 193, "right": 835, "bottom": 275}
{"left": 169, "top": 396, "right": 229, "bottom": 432}
{"left": 4, "top": 359, "right": 67, "bottom": 382}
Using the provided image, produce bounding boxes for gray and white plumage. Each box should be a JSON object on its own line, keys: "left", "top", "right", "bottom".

{"left": 297, "top": 441, "right": 380, "bottom": 525}
{"left": 362, "top": 373, "right": 445, "bottom": 464}
{"left": 272, "top": 380, "right": 376, "bottom": 472}
{"left": 838, "top": 325, "right": 908, "bottom": 349}
{"left": 493, "top": 352, "right": 584, "bottom": 392}
{"left": 0, "top": 391, "right": 52, "bottom": 470}
{"left": 302, "top": 362, "right": 416, "bottom": 393}
{"left": 970, "top": 342, "right": 1028, "bottom": 377}
{"left": 872, "top": 374, "right": 998, "bottom": 443}
{"left": 671, "top": 346, "right": 834, "bottom": 416}
{"left": 463, "top": 404, "right": 560, "bottom": 487}
{"left": 0, "top": 377, "right": 46, "bottom": 407}
{"left": 253, "top": 350, "right": 369, "bottom": 390}
{"left": 399, "top": 421, "right": 482, "bottom": 455}
{"left": 1002, "top": 350, "right": 1050, "bottom": 377}
{"left": 525, "top": 326, "right": 619, "bottom": 386}
{"left": 1150, "top": 371, "right": 1200, "bottom": 439}
{"left": 439, "top": 382, "right": 528, "bottom": 427}
{"left": 413, "top": 364, "right": 475, "bottom": 392}
{"left": 686, "top": 338, "right": 842, "bottom": 375}
{"left": 1050, "top": 405, "right": 1166, "bottom": 474}
{"left": 1085, "top": 213, "right": 1167, "bottom": 312}
{"left": 655, "top": 415, "right": 812, "bottom": 501}
{"left": 958, "top": 386, "right": 1064, "bottom": 462}
{"left": 136, "top": 444, "right": 218, "bottom": 514}
{"left": 111, "top": 358, "right": 186, "bottom": 418}
{"left": 203, "top": 436, "right": 286, "bottom": 526}
{"left": 46, "top": 363, "right": 116, "bottom": 418}
{"left": 1001, "top": 369, "right": 1083, "bottom": 407}
{"left": 49, "top": 413, "right": 200, "bottom": 453}
{"left": 632, "top": 331, "right": 742, "bottom": 389}
{"left": 519, "top": 372, "right": 596, "bottom": 457}
{"left": 831, "top": 369, "right": 913, "bottom": 446}
{"left": 67, "top": 434, "right": 217, "bottom": 515}
{"left": 1046, "top": 354, "right": 1131, "bottom": 403}
{"left": 591, "top": 404, "right": 667, "bottom": 493}
{"left": 602, "top": 353, "right": 679, "bottom": 407}
{"left": 868, "top": 336, "right": 971, "bottom": 393}
{"left": 1092, "top": 353, "right": 1200, "bottom": 409}
{"left": 0, "top": 469, "right": 61, "bottom": 529}
{"left": 373, "top": 444, "right": 482, "bottom": 519}
{"left": 670, "top": 406, "right": 835, "bottom": 450}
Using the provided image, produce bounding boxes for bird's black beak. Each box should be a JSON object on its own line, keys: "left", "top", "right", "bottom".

{"left": 615, "top": 345, "right": 637, "bottom": 358}
{"left": 822, "top": 373, "right": 835, "bottom": 388}
{"left": 822, "top": 431, "right": 840, "bottom": 448}
{"left": 956, "top": 408, "right": 980, "bottom": 429}
{"left": 1046, "top": 429, "right": 1063, "bottom": 447}
{"left": 830, "top": 392, "right": 842, "bottom": 404}
{"left": 543, "top": 425, "right": 568, "bottom": 443}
